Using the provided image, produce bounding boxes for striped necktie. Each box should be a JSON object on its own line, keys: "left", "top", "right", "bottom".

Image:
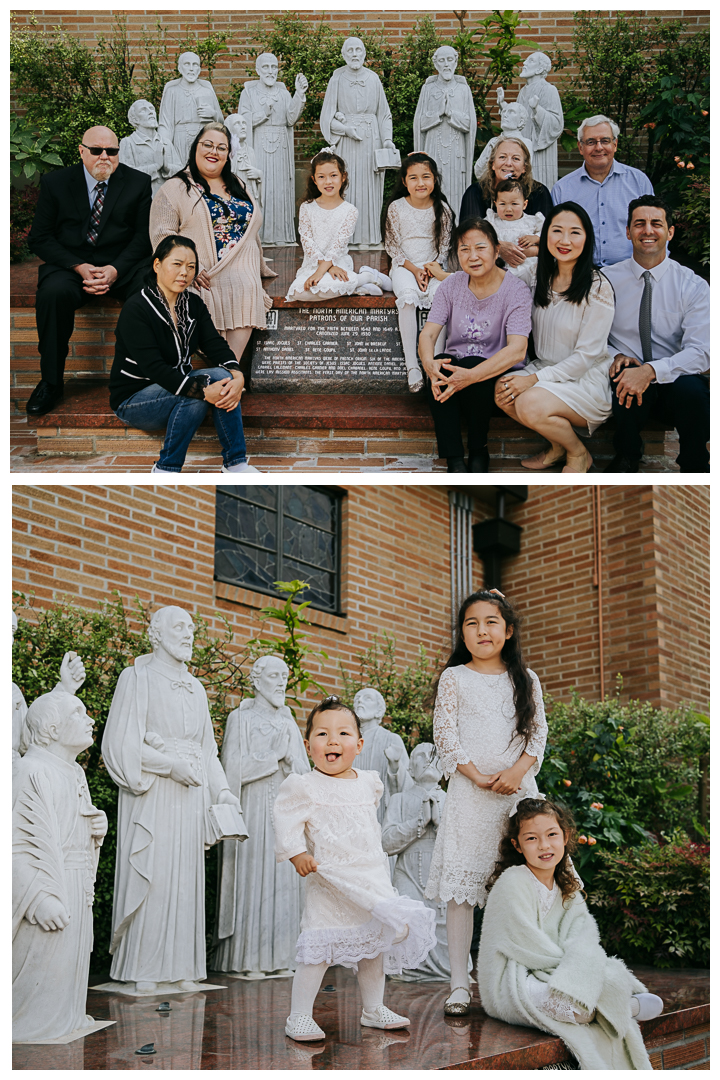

{"left": 86, "top": 181, "right": 107, "bottom": 245}
{"left": 639, "top": 270, "right": 654, "bottom": 364}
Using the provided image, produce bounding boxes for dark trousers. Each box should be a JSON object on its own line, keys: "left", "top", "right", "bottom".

{"left": 35, "top": 261, "right": 150, "bottom": 384}
{"left": 611, "top": 373, "right": 710, "bottom": 472}
{"left": 428, "top": 354, "right": 500, "bottom": 460}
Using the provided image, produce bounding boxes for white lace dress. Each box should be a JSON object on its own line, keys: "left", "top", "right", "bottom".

{"left": 273, "top": 768, "right": 436, "bottom": 974}
{"left": 385, "top": 198, "right": 453, "bottom": 311}
{"left": 286, "top": 200, "right": 364, "bottom": 301}
{"left": 508, "top": 262, "right": 616, "bottom": 434}
{"left": 425, "top": 665, "right": 547, "bottom": 908}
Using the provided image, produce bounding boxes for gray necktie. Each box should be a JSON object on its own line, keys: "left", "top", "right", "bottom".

{"left": 639, "top": 270, "right": 653, "bottom": 365}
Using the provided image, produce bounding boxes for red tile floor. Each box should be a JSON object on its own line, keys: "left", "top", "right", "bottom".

{"left": 12, "top": 964, "right": 708, "bottom": 1070}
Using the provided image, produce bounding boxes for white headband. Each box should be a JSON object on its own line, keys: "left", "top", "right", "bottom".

{"left": 508, "top": 792, "right": 546, "bottom": 818}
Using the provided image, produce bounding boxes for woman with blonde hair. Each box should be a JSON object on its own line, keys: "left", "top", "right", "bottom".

{"left": 460, "top": 138, "right": 552, "bottom": 269}
{"left": 150, "top": 121, "right": 275, "bottom": 364}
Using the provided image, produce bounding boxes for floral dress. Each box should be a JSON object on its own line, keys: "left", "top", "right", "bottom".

{"left": 202, "top": 193, "right": 254, "bottom": 260}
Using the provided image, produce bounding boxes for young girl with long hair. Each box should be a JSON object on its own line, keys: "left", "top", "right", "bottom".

{"left": 424, "top": 589, "right": 547, "bottom": 1016}
{"left": 285, "top": 150, "right": 393, "bottom": 303}
{"left": 273, "top": 697, "right": 436, "bottom": 1042}
{"left": 478, "top": 798, "right": 663, "bottom": 1069}
{"left": 381, "top": 152, "right": 455, "bottom": 391}
{"left": 494, "top": 201, "right": 615, "bottom": 474}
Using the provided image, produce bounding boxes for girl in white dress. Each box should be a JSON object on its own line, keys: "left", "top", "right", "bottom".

{"left": 273, "top": 696, "right": 436, "bottom": 1042}
{"left": 285, "top": 150, "right": 393, "bottom": 303}
{"left": 424, "top": 589, "right": 547, "bottom": 1017}
{"left": 486, "top": 179, "right": 544, "bottom": 268}
{"left": 382, "top": 152, "right": 455, "bottom": 391}
{"left": 478, "top": 798, "right": 662, "bottom": 1069}
{"left": 495, "top": 201, "right": 615, "bottom": 473}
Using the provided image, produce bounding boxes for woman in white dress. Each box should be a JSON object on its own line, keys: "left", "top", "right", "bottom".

{"left": 424, "top": 589, "right": 547, "bottom": 1017}
{"left": 286, "top": 150, "right": 392, "bottom": 303}
{"left": 495, "top": 201, "right": 615, "bottom": 473}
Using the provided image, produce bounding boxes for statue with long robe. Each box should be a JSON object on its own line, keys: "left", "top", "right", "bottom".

{"left": 158, "top": 52, "right": 224, "bottom": 166}
{"left": 516, "top": 52, "right": 564, "bottom": 190}
{"left": 352, "top": 687, "right": 412, "bottom": 823}
{"left": 119, "top": 99, "right": 182, "bottom": 196}
{"left": 102, "top": 606, "right": 241, "bottom": 993}
{"left": 13, "top": 690, "right": 107, "bottom": 1042}
{"left": 319, "top": 37, "right": 396, "bottom": 248}
{"left": 213, "top": 655, "right": 309, "bottom": 976}
{"left": 239, "top": 54, "right": 307, "bottom": 246}
{"left": 413, "top": 46, "right": 476, "bottom": 219}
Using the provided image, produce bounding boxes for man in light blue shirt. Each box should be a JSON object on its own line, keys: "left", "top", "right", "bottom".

{"left": 551, "top": 115, "right": 653, "bottom": 266}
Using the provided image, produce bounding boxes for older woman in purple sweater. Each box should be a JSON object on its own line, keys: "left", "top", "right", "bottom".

{"left": 419, "top": 218, "right": 533, "bottom": 472}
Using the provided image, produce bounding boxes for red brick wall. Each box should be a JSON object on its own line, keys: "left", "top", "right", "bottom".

{"left": 12, "top": 483, "right": 709, "bottom": 713}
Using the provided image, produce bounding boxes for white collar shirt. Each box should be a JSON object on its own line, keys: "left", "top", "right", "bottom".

{"left": 602, "top": 255, "right": 709, "bottom": 384}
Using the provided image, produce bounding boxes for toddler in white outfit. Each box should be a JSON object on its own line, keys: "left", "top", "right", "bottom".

{"left": 485, "top": 179, "right": 544, "bottom": 270}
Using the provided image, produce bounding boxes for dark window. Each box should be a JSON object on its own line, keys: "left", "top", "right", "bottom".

{"left": 215, "top": 486, "right": 342, "bottom": 613}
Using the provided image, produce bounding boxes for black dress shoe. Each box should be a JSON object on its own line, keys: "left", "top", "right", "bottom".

{"left": 446, "top": 456, "right": 469, "bottom": 472}
{"left": 26, "top": 380, "right": 64, "bottom": 417}
{"left": 468, "top": 449, "right": 490, "bottom": 473}
{"left": 604, "top": 454, "right": 641, "bottom": 473}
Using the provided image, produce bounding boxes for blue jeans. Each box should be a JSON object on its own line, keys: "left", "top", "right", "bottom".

{"left": 114, "top": 368, "right": 247, "bottom": 472}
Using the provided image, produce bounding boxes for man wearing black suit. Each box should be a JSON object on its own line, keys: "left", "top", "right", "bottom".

{"left": 27, "top": 125, "right": 153, "bottom": 416}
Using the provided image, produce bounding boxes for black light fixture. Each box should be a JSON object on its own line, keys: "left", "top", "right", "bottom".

{"left": 471, "top": 486, "right": 527, "bottom": 591}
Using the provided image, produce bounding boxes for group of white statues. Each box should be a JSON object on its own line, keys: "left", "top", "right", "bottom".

{"left": 12, "top": 607, "right": 451, "bottom": 1043}
{"left": 118, "top": 38, "right": 563, "bottom": 248}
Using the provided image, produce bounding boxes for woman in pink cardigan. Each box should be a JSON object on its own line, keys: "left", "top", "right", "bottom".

{"left": 150, "top": 121, "right": 275, "bottom": 363}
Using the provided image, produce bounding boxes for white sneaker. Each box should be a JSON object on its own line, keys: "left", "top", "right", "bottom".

{"left": 284, "top": 1014, "right": 326, "bottom": 1041}
{"left": 150, "top": 463, "right": 175, "bottom": 473}
{"left": 356, "top": 283, "right": 383, "bottom": 297}
{"left": 631, "top": 993, "right": 664, "bottom": 1021}
{"left": 406, "top": 366, "right": 424, "bottom": 393}
{"left": 360, "top": 1004, "right": 410, "bottom": 1029}
{"left": 221, "top": 462, "right": 262, "bottom": 473}
{"left": 359, "top": 265, "right": 393, "bottom": 292}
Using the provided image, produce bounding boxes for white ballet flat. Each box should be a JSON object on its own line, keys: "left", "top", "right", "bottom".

{"left": 359, "top": 265, "right": 393, "bottom": 291}
{"left": 632, "top": 993, "right": 664, "bottom": 1021}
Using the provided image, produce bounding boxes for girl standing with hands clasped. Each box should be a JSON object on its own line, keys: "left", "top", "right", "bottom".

{"left": 478, "top": 798, "right": 663, "bottom": 1069}
{"left": 286, "top": 150, "right": 394, "bottom": 303}
{"left": 424, "top": 590, "right": 547, "bottom": 1016}
{"left": 273, "top": 697, "right": 436, "bottom": 1042}
{"left": 381, "top": 152, "right": 455, "bottom": 391}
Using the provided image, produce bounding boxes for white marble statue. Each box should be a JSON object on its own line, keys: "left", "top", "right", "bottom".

{"left": 225, "top": 112, "right": 263, "bottom": 207}
{"left": 382, "top": 743, "right": 452, "bottom": 981}
{"left": 158, "top": 51, "right": 224, "bottom": 166}
{"left": 13, "top": 690, "right": 108, "bottom": 1042}
{"left": 12, "top": 610, "right": 86, "bottom": 764}
{"left": 214, "top": 655, "right": 310, "bottom": 976}
{"left": 413, "top": 45, "right": 476, "bottom": 219}
{"left": 239, "top": 54, "right": 307, "bottom": 246}
{"left": 102, "top": 606, "right": 242, "bottom": 994}
{"left": 516, "top": 52, "right": 564, "bottom": 190}
{"left": 319, "top": 37, "right": 396, "bottom": 248}
{"left": 352, "top": 687, "right": 411, "bottom": 822}
{"left": 119, "top": 99, "right": 183, "bottom": 196}
{"left": 474, "top": 97, "right": 532, "bottom": 182}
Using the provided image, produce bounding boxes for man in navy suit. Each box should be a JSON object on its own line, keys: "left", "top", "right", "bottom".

{"left": 27, "top": 125, "right": 153, "bottom": 416}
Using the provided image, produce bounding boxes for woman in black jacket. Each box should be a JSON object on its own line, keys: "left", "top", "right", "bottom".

{"left": 109, "top": 234, "right": 261, "bottom": 473}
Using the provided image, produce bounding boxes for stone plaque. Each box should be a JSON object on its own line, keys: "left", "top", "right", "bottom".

{"left": 250, "top": 306, "right": 410, "bottom": 393}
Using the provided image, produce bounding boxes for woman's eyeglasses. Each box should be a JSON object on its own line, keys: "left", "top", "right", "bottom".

{"left": 81, "top": 144, "right": 120, "bottom": 156}
{"left": 199, "top": 140, "right": 229, "bottom": 154}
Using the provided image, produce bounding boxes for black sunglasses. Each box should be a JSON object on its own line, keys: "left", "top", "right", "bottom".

{"left": 81, "top": 144, "right": 119, "bottom": 157}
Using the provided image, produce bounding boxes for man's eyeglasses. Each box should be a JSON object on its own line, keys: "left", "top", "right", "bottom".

{"left": 199, "top": 140, "right": 229, "bottom": 154}
{"left": 581, "top": 138, "right": 615, "bottom": 148}
{"left": 81, "top": 144, "right": 119, "bottom": 156}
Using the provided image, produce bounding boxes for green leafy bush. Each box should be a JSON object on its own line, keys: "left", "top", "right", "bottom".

{"left": 10, "top": 117, "right": 64, "bottom": 180}
{"left": 675, "top": 180, "right": 710, "bottom": 266}
{"left": 587, "top": 835, "right": 709, "bottom": 968}
{"left": 10, "top": 184, "right": 40, "bottom": 262}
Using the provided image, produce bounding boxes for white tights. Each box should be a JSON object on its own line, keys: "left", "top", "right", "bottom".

{"left": 397, "top": 304, "right": 447, "bottom": 375}
{"left": 291, "top": 269, "right": 381, "bottom": 304}
{"left": 446, "top": 899, "right": 474, "bottom": 993}
{"left": 289, "top": 955, "right": 386, "bottom": 1019}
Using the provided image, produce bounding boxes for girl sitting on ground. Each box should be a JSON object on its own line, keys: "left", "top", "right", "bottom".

{"left": 285, "top": 150, "right": 393, "bottom": 303}
{"left": 381, "top": 151, "right": 455, "bottom": 392}
{"left": 273, "top": 696, "right": 436, "bottom": 1042}
{"left": 485, "top": 179, "right": 544, "bottom": 268}
{"left": 478, "top": 797, "right": 663, "bottom": 1070}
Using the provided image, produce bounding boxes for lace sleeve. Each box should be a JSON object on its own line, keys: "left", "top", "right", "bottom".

{"left": 298, "top": 202, "right": 322, "bottom": 263}
{"left": 433, "top": 668, "right": 471, "bottom": 777}
{"left": 438, "top": 203, "right": 453, "bottom": 265}
{"left": 324, "top": 202, "right": 358, "bottom": 261}
{"left": 525, "top": 672, "right": 547, "bottom": 771}
{"left": 370, "top": 770, "right": 384, "bottom": 808}
{"left": 384, "top": 200, "right": 408, "bottom": 270}
{"left": 526, "top": 975, "right": 591, "bottom": 1025}
{"left": 272, "top": 772, "right": 312, "bottom": 863}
